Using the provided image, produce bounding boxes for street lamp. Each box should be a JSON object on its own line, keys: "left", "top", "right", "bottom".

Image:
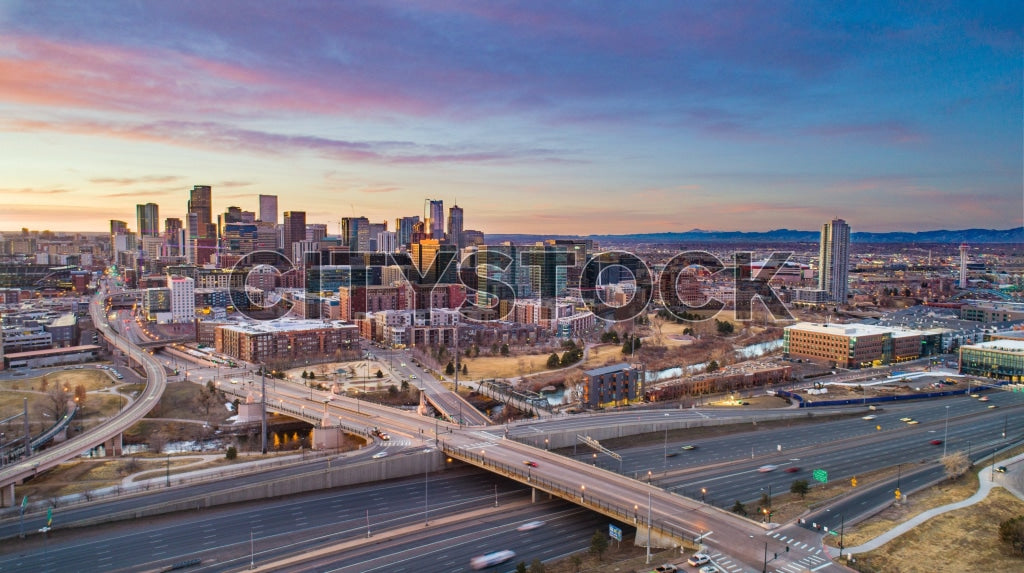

{"left": 943, "top": 405, "right": 950, "bottom": 457}
{"left": 165, "top": 454, "right": 171, "bottom": 487}
{"left": 701, "top": 487, "right": 706, "bottom": 503}
{"left": 580, "top": 484, "right": 585, "bottom": 502}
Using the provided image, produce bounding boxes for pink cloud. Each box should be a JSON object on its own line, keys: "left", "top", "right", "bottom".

{"left": 3, "top": 117, "right": 563, "bottom": 166}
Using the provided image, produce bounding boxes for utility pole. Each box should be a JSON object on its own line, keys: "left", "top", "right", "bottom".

{"left": 646, "top": 490, "right": 652, "bottom": 564}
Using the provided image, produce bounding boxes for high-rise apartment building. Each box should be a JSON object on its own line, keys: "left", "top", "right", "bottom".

{"left": 447, "top": 204, "right": 464, "bottom": 249}
{"left": 428, "top": 199, "right": 444, "bottom": 239}
{"left": 282, "top": 211, "right": 306, "bottom": 262}
{"left": 167, "top": 275, "right": 195, "bottom": 323}
{"left": 188, "top": 185, "right": 214, "bottom": 239}
{"left": 259, "top": 194, "right": 278, "bottom": 225}
{"left": 136, "top": 203, "right": 160, "bottom": 237}
{"left": 818, "top": 218, "right": 851, "bottom": 304}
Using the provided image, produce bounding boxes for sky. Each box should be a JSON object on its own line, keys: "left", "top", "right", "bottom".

{"left": 0, "top": 1, "right": 1021, "bottom": 235}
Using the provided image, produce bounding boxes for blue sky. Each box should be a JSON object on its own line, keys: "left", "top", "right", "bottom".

{"left": 0, "top": 1, "right": 1020, "bottom": 234}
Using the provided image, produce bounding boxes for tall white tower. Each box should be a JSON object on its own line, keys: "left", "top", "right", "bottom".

{"left": 959, "top": 243, "right": 969, "bottom": 289}
{"left": 819, "top": 218, "right": 851, "bottom": 304}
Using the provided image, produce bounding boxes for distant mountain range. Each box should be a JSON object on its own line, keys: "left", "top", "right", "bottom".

{"left": 488, "top": 227, "right": 1024, "bottom": 244}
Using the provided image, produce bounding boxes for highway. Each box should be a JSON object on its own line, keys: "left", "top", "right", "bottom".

{"left": 1, "top": 392, "right": 1020, "bottom": 572}
{"left": 0, "top": 469, "right": 608, "bottom": 573}
{"left": 0, "top": 288, "right": 168, "bottom": 503}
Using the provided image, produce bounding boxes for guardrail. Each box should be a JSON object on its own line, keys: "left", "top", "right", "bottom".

{"left": 442, "top": 443, "right": 702, "bottom": 549}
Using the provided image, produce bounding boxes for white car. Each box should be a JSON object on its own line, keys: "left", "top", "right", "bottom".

{"left": 516, "top": 520, "right": 544, "bottom": 531}
{"left": 687, "top": 553, "right": 710, "bottom": 566}
{"left": 371, "top": 451, "right": 388, "bottom": 459}
{"left": 699, "top": 567, "right": 719, "bottom": 573}
{"left": 470, "top": 550, "right": 516, "bottom": 570}
{"left": 861, "top": 414, "right": 876, "bottom": 420}
{"left": 758, "top": 465, "right": 777, "bottom": 473}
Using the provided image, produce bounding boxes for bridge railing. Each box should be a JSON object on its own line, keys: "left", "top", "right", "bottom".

{"left": 441, "top": 442, "right": 699, "bottom": 547}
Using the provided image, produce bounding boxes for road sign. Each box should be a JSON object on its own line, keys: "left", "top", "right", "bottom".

{"left": 813, "top": 469, "right": 828, "bottom": 483}
{"left": 609, "top": 524, "right": 622, "bottom": 542}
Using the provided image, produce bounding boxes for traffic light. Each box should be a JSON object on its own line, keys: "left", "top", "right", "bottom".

{"left": 851, "top": 477, "right": 858, "bottom": 487}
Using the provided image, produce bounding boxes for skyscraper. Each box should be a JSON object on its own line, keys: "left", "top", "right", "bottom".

{"left": 428, "top": 199, "right": 444, "bottom": 239}
{"left": 396, "top": 216, "right": 420, "bottom": 249}
{"left": 447, "top": 204, "right": 464, "bottom": 249}
{"left": 283, "top": 211, "right": 306, "bottom": 262}
{"left": 341, "top": 216, "right": 371, "bottom": 251}
{"left": 259, "top": 194, "right": 278, "bottom": 225}
{"left": 136, "top": 203, "right": 160, "bottom": 237}
{"left": 818, "top": 218, "right": 851, "bottom": 304}
{"left": 187, "top": 185, "right": 214, "bottom": 239}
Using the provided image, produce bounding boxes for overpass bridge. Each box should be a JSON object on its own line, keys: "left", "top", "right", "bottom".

{"left": 136, "top": 336, "right": 194, "bottom": 349}
{"left": 0, "top": 291, "right": 167, "bottom": 506}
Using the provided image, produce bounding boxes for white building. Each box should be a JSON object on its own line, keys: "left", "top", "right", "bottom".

{"left": 168, "top": 275, "right": 195, "bottom": 323}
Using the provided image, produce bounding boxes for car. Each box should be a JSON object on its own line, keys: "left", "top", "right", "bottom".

{"left": 699, "top": 567, "right": 720, "bottom": 573}
{"left": 969, "top": 393, "right": 980, "bottom": 398}
{"left": 988, "top": 404, "right": 998, "bottom": 409}
{"left": 371, "top": 451, "right": 388, "bottom": 459}
{"left": 862, "top": 415, "right": 877, "bottom": 420}
{"left": 907, "top": 420, "right": 919, "bottom": 425}
{"left": 524, "top": 460, "right": 538, "bottom": 467}
{"left": 784, "top": 466, "right": 801, "bottom": 473}
{"left": 899, "top": 417, "right": 913, "bottom": 422}
{"left": 930, "top": 439, "right": 943, "bottom": 445}
{"left": 409, "top": 375, "right": 417, "bottom": 379}
{"left": 758, "top": 465, "right": 777, "bottom": 473}
{"left": 995, "top": 466, "right": 1008, "bottom": 473}
{"left": 687, "top": 553, "right": 711, "bottom": 566}
{"left": 681, "top": 445, "right": 697, "bottom": 450}
{"left": 665, "top": 452, "right": 679, "bottom": 458}
{"left": 470, "top": 550, "right": 516, "bottom": 570}
{"left": 653, "top": 564, "right": 678, "bottom": 573}
{"left": 516, "top": 520, "right": 544, "bottom": 531}
{"left": 978, "top": 396, "right": 989, "bottom": 402}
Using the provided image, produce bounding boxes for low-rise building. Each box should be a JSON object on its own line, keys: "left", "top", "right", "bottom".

{"left": 959, "top": 339, "right": 1024, "bottom": 381}
{"left": 214, "top": 319, "right": 358, "bottom": 364}
{"left": 784, "top": 322, "right": 926, "bottom": 368}
{"left": 582, "top": 362, "right": 644, "bottom": 408}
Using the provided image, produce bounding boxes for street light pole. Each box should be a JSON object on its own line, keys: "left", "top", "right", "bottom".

{"left": 943, "top": 405, "right": 950, "bottom": 457}
{"left": 646, "top": 490, "right": 652, "bottom": 564}
{"left": 165, "top": 454, "right": 170, "bottom": 487}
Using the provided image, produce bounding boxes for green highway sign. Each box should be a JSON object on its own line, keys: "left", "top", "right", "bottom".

{"left": 813, "top": 469, "right": 828, "bottom": 484}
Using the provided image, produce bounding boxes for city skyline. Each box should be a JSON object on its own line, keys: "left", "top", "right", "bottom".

{"left": 1, "top": 2, "right": 1021, "bottom": 234}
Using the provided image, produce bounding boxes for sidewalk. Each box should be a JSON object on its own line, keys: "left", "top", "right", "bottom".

{"left": 842, "top": 453, "right": 1024, "bottom": 554}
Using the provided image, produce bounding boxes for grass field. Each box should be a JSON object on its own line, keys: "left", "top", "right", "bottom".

{"left": 461, "top": 353, "right": 553, "bottom": 379}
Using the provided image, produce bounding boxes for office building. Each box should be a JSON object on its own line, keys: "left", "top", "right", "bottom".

{"left": 282, "top": 211, "right": 306, "bottom": 262}
{"left": 447, "top": 204, "right": 464, "bottom": 249}
{"left": 214, "top": 319, "right": 358, "bottom": 364}
{"left": 187, "top": 185, "right": 214, "bottom": 239}
{"left": 342, "top": 216, "right": 371, "bottom": 252}
{"left": 136, "top": 203, "right": 160, "bottom": 237}
{"left": 259, "top": 194, "right": 278, "bottom": 225}
{"left": 428, "top": 199, "right": 444, "bottom": 239}
{"left": 959, "top": 339, "right": 1024, "bottom": 380}
{"left": 784, "top": 322, "right": 925, "bottom": 368}
{"left": 396, "top": 216, "right": 420, "bottom": 249}
{"left": 818, "top": 218, "right": 851, "bottom": 303}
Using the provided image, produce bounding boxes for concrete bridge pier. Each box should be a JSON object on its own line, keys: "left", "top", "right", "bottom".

{"left": 104, "top": 434, "right": 123, "bottom": 456}
{"left": 634, "top": 523, "right": 685, "bottom": 551}
{"left": 1, "top": 482, "right": 14, "bottom": 508}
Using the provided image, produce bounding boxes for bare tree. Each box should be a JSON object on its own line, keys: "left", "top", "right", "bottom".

{"left": 941, "top": 451, "right": 970, "bottom": 480}
{"left": 38, "top": 386, "right": 72, "bottom": 422}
